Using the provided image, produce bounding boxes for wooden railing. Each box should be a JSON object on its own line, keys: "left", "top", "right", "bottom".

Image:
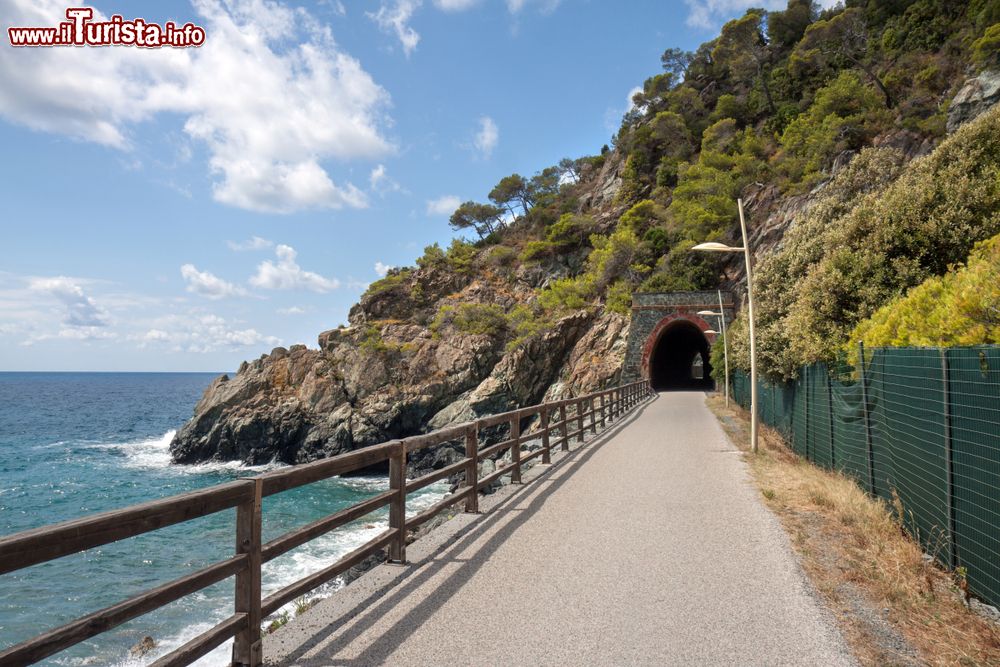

{"left": 0, "top": 380, "right": 653, "bottom": 667}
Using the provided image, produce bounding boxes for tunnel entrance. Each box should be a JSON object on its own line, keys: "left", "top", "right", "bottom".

{"left": 648, "top": 320, "right": 714, "bottom": 391}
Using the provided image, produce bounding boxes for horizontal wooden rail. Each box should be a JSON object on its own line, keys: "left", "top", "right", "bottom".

{"left": 0, "top": 379, "right": 652, "bottom": 667}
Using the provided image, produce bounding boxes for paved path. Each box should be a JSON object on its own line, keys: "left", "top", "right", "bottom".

{"left": 266, "top": 392, "right": 856, "bottom": 666}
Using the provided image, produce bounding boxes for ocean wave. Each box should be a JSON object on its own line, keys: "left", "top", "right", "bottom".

{"left": 88, "top": 431, "right": 286, "bottom": 475}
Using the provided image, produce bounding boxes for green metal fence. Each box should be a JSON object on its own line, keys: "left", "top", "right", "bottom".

{"left": 731, "top": 346, "right": 1000, "bottom": 610}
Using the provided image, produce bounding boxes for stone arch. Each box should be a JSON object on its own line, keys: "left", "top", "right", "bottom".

{"left": 641, "top": 313, "right": 716, "bottom": 391}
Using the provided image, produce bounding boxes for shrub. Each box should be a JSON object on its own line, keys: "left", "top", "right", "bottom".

{"left": 538, "top": 275, "right": 595, "bottom": 312}
{"left": 972, "top": 23, "right": 1000, "bottom": 68}
{"left": 430, "top": 303, "right": 507, "bottom": 337}
{"left": 848, "top": 233, "right": 1000, "bottom": 350}
{"left": 605, "top": 281, "right": 634, "bottom": 315}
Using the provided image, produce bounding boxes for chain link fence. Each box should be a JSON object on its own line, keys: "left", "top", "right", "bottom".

{"left": 731, "top": 346, "right": 1000, "bottom": 610}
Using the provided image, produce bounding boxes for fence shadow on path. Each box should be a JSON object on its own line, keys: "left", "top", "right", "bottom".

{"left": 269, "top": 395, "right": 660, "bottom": 666}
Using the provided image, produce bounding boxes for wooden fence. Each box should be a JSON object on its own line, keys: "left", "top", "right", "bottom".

{"left": 0, "top": 380, "right": 652, "bottom": 667}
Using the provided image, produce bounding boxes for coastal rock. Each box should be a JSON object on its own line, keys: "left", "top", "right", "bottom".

{"left": 130, "top": 636, "right": 156, "bottom": 658}
{"left": 947, "top": 69, "right": 1000, "bottom": 133}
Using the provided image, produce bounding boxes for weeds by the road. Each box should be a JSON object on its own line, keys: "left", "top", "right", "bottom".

{"left": 706, "top": 394, "right": 1000, "bottom": 667}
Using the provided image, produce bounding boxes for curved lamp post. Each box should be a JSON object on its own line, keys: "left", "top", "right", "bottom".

{"left": 697, "top": 290, "right": 730, "bottom": 408}
{"left": 691, "top": 198, "right": 758, "bottom": 454}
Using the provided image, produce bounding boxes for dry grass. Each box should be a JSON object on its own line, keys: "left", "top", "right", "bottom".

{"left": 706, "top": 394, "right": 1000, "bottom": 667}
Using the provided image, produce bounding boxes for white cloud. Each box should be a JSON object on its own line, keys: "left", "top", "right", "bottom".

{"left": 683, "top": 0, "right": 785, "bottom": 29}
{"left": 180, "top": 264, "right": 247, "bottom": 300}
{"left": 227, "top": 236, "right": 274, "bottom": 251}
{"left": 369, "top": 163, "right": 403, "bottom": 194}
{"left": 434, "top": 0, "right": 479, "bottom": 10}
{"left": 473, "top": 116, "right": 498, "bottom": 158}
{"left": 368, "top": 1, "right": 421, "bottom": 56}
{"left": 0, "top": 0, "right": 391, "bottom": 213}
{"left": 278, "top": 305, "right": 307, "bottom": 315}
{"left": 29, "top": 277, "right": 109, "bottom": 327}
{"left": 374, "top": 261, "right": 394, "bottom": 277}
{"left": 135, "top": 313, "right": 279, "bottom": 353}
{"left": 426, "top": 195, "right": 461, "bottom": 216}
{"left": 506, "top": 0, "right": 561, "bottom": 14}
{"left": 250, "top": 245, "right": 340, "bottom": 292}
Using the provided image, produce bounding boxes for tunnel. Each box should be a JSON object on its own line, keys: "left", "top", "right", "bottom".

{"left": 648, "top": 319, "right": 714, "bottom": 391}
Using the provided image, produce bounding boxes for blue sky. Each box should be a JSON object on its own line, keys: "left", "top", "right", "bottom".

{"left": 0, "top": 0, "right": 791, "bottom": 371}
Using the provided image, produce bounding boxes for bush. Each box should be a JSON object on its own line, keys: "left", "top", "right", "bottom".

{"left": 849, "top": 233, "right": 1000, "bottom": 350}
{"left": 605, "top": 281, "right": 634, "bottom": 315}
{"left": 538, "top": 275, "right": 595, "bottom": 312}
{"left": 972, "top": 23, "right": 1000, "bottom": 68}
{"left": 430, "top": 303, "right": 507, "bottom": 336}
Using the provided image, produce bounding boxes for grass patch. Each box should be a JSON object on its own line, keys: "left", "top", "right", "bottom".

{"left": 706, "top": 395, "right": 1000, "bottom": 667}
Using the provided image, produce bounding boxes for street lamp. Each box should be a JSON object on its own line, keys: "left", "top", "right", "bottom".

{"left": 691, "top": 198, "right": 758, "bottom": 454}
{"left": 697, "top": 290, "right": 730, "bottom": 408}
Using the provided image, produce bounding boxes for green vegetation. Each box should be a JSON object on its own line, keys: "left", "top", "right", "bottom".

{"left": 849, "top": 233, "right": 1000, "bottom": 350}
{"left": 358, "top": 0, "right": 1000, "bottom": 359}
{"left": 728, "top": 106, "right": 1000, "bottom": 379}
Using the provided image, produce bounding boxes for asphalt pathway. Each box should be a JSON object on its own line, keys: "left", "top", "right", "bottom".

{"left": 266, "top": 391, "right": 856, "bottom": 666}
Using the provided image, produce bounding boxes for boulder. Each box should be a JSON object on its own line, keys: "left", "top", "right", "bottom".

{"left": 947, "top": 69, "right": 1000, "bottom": 133}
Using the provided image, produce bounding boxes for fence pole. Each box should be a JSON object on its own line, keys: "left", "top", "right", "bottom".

{"left": 858, "top": 342, "right": 877, "bottom": 496}
{"left": 510, "top": 415, "right": 522, "bottom": 483}
{"left": 388, "top": 442, "right": 407, "bottom": 563}
{"left": 600, "top": 393, "right": 607, "bottom": 429}
{"left": 941, "top": 349, "right": 957, "bottom": 570}
{"left": 827, "top": 369, "right": 835, "bottom": 471}
{"left": 576, "top": 399, "right": 585, "bottom": 443}
{"left": 232, "top": 479, "right": 262, "bottom": 667}
{"left": 804, "top": 366, "right": 810, "bottom": 461}
{"left": 560, "top": 403, "right": 569, "bottom": 451}
{"left": 464, "top": 423, "right": 479, "bottom": 513}
{"left": 589, "top": 397, "right": 597, "bottom": 434}
{"left": 540, "top": 407, "right": 551, "bottom": 465}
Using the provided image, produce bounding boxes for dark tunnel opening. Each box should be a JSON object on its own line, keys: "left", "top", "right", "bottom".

{"left": 648, "top": 320, "right": 714, "bottom": 391}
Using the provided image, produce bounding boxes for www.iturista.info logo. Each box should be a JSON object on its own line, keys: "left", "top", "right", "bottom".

{"left": 7, "top": 7, "right": 206, "bottom": 48}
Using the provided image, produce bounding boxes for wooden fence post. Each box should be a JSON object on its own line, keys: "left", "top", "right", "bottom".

{"left": 600, "top": 393, "right": 607, "bottom": 429}
{"left": 589, "top": 398, "right": 597, "bottom": 434}
{"left": 510, "top": 415, "right": 522, "bottom": 483}
{"left": 560, "top": 403, "right": 569, "bottom": 451}
{"left": 576, "top": 399, "right": 585, "bottom": 443}
{"left": 388, "top": 442, "right": 407, "bottom": 563}
{"left": 941, "top": 348, "right": 957, "bottom": 569}
{"left": 540, "top": 407, "right": 551, "bottom": 465}
{"left": 464, "top": 424, "right": 479, "bottom": 514}
{"left": 858, "top": 342, "right": 877, "bottom": 496}
{"left": 232, "top": 479, "right": 262, "bottom": 667}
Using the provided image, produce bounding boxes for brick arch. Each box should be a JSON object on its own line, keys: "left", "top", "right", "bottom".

{"left": 640, "top": 312, "right": 715, "bottom": 381}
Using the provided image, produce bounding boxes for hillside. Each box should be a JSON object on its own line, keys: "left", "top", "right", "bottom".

{"left": 170, "top": 0, "right": 1000, "bottom": 466}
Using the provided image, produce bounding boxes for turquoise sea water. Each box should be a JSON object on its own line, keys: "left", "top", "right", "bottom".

{"left": 0, "top": 372, "right": 445, "bottom": 666}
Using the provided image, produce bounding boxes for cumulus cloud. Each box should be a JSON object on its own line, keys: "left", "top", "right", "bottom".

{"left": 683, "top": 0, "right": 787, "bottom": 29}
{"left": 180, "top": 264, "right": 247, "bottom": 299}
{"left": 473, "top": 116, "right": 498, "bottom": 158}
{"left": 277, "top": 305, "right": 307, "bottom": 315}
{"left": 135, "top": 313, "right": 279, "bottom": 353}
{"left": 426, "top": 195, "right": 461, "bottom": 216}
{"left": 374, "top": 261, "right": 394, "bottom": 277}
{"left": 29, "top": 277, "right": 109, "bottom": 327}
{"left": 0, "top": 0, "right": 391, "bottom": 213}
{"left": 368, "top": 0, "right": 421, "bottom": 56}
{"left": 250, "top": 245, "right": 340, "bottom": 292}
{"left": 227, "top": 236, "right": 273, "bottom": 251}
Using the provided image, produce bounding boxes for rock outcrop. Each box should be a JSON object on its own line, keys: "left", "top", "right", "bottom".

{"left": 947, "top": 69, "right": 1000, "bottom": 133}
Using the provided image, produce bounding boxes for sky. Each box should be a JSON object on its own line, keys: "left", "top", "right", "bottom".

{"left": 0, "top": 0, "right": 810, "bottom": 372}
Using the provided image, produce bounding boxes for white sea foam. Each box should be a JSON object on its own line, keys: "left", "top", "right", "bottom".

{"left": 90, "top": 431, "right": 285, "bottom": 475}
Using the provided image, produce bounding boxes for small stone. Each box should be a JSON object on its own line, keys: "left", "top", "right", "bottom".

{"left": 130, "top": 636, "right": 156, "bottom": 657}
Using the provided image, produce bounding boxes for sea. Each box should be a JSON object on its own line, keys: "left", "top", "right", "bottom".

{"left": 0, "top": 372, "right": 447, "bottom": 666}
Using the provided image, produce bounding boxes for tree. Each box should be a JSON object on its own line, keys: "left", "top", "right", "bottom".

{"left": 767, "top": 0, "right": 815, "bottom": 52}
{"left": 793, "top": 8, "right": 893, "bottom": 108}
{"left": 713, "top": 9, "right": 777, "bottom": 115}
{"left": 660, "top": 47, "right": 693, "bottom": 80}
{"left": 488, "top": 174, "right": 532, "bottom": 218}
{"left": 449, "top": 201, "right": 504, "bottom": 239}
{"left": 557, "top": 157, "right": 583, "bottom": 183}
